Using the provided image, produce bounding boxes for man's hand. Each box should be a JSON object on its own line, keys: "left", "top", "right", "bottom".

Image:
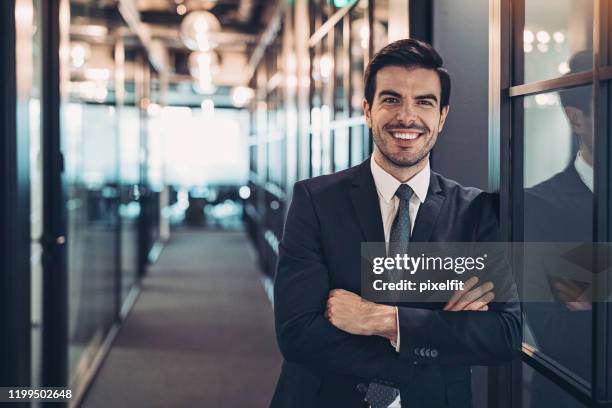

{"left": 444, "top": 276, "right": 495, "bottom": 311}
{"left": 326, "top": 278, "right": 494, "bottom": 342}
{"left": 325, "top": 289, "right": 397, "bottom": 342}
{"left": 554, "top": 279, "right": 592, "bottom": 311}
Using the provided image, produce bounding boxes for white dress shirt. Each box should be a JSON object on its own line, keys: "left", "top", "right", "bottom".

{"left": 370, "top": 157, "right": 430, "bottom": 408}
{"left": 574, "top": 151, "right": 593, "bottom": 192}
{"left": 370, "top": 157, "right": 430, "bottom": 246}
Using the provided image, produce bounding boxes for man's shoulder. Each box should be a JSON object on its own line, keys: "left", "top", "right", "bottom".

{"left": 295, "top": 163, "right": 362, "bottom": 196}
{"left": 526, "top": 166, "right": 586, "bottom": 200}
{"left": 434, "top": 172, "right": 492, "bottom": 204}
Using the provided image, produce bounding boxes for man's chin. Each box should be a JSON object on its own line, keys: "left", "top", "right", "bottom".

{"left": 385, "top": 154, "right": 425, "bottom": 168}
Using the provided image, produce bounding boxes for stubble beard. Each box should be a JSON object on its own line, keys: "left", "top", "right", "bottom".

{"left": 372, "top": 127, "right": 438, "bottom": 168}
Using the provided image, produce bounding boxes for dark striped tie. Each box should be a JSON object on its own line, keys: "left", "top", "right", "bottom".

{"left": 389, "top": 184, "right": 413, "bottom": 257}
{"left": 364, "top": 185, "right": 413, "bottom": 407}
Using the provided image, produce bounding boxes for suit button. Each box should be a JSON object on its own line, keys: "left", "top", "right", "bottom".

{"left": 413, "top": 348, "right": 419, "bottom": 356}
{"left": 431, "top": 349, "right": 438, "bottom": 358}
{"left": 419, "top": 348, "right": 426, "bottom": 357}
{"left": 356, "top": 383, "right": 368, "bottom": 393}
{"left": 425, "top": 349, "right": 431, "bottom": 357}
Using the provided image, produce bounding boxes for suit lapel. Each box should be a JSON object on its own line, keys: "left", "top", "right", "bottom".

{"left": 411, "top": 172, "right": 445, "bottom": 242}
{"left": 350, "top": 158, "right": 385, "bottom": 244}
{"left": 349, "top": 161, "right": 446, "bottom": 244}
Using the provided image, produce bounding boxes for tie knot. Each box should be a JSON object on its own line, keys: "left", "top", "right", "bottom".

{"left": 395, "top": 184, "right": 413, "bottom": 201}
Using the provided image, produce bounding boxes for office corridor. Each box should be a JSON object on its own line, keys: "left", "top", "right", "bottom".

{"left": 81, "top": 230, "right": 282, "bottom": 408}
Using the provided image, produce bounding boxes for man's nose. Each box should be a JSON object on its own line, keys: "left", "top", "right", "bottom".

{"left": 396, "top": 103, "right": 417, "bottom": 122}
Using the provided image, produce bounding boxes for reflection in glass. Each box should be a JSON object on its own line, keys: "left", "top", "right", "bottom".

{"left": 522, "top": 363, "right": 587, "bottom": 407}
{"left": 523, "top": 0, "right": 592, "bottom": 83}
{"left": 64, "top": 0, "right": 125, "bottom": 391}
{"left": 64, "top": 103, "right": 118, "bottom": 381}
{"left": 522, "top": 52, "right": 594, "bottom": 399}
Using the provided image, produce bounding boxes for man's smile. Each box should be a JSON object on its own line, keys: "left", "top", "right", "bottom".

{"left": 390, "top": 131, "right": 423, "bottom": 140}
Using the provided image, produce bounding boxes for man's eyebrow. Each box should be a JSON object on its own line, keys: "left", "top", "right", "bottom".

{"left": 377, "top": 90, "right": 402, "bottom": 98}
{"left": 415, "top": 94, "right": 438, "bottom": 103}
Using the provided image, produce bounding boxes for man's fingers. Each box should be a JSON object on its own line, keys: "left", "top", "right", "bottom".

{"left": 463, "top": 291, "right": 495, "bottom": 311}
{"left": 446, "top": 281, "right": 494, "bottom": 311}
{"left": 453, "top": 281, "right": 494, "bottom": 310}
{"left": 329, "top": 288, "right": 345, "bottom": 297}
{"left": 554, "top": 282, "right": 580, "bottom": 298}
{"left": 444, "top": 276, "right": 479, "bottom": 311}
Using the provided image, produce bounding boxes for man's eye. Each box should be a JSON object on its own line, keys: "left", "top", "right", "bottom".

{"left": 383, "top": 97, "right": 399, "bottom": 103}
{"left": 418, "top": 100, "right": 434, "bottom": 106}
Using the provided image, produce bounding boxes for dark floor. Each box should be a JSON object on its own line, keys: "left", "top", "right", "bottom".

{"left": 81, "top": 230, "right": 282, "bottom": 408}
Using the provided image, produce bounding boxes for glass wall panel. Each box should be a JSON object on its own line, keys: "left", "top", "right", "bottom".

{"left": 119, "top": 104, "right": 140, "bottom": 301}
{"left": 523, "top": 0, "right": 593, "bottom": 83}
{"left": 349, "top": 1, "right": 367, "bottom": 115}
{"left": 522, "top": 86, "right": 593, "bottom": 385}
{"left": 334, "top": 126, "right": 350, "bottom": 170}
{"left": 522, "top": 363, "right": 587, "bottom": 407}
{"left": 64, "top": 0, "right": 121, "bottom": 388}
{"left": 63, "top": 101, "right": 118, "bottom": 381}
{"left": 333, "top": 21, "right": 347, "bottom": 118}
{"left": 350, "top": 123, "right": 367, "bottom": 166}
{"left": 372, "top": 0, "right": 390, "bottom": 53}
{"left": 27, "top": 0, "right": 43, "bottom": 388}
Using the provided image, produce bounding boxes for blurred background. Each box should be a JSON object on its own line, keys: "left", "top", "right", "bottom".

{"left": 1, "top": 0, "right": 611, "bottom": 407}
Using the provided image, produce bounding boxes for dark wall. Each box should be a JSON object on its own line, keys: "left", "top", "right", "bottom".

{"left": 431, "top": 0, "right": 490, "bottom": 191}
{"left": 432, "top": 2, "right": 491, "bottom": 406}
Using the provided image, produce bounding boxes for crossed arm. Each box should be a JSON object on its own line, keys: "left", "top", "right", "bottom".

{"left": 274, "top": 182, "right": 521, "bottom": 384}
{"left": 325, "top": 276, "right": 495, "bottom": 345}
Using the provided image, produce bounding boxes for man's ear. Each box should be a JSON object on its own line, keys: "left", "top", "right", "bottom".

{"left": 362, "top": 98, "right": 372, "bottom": 128}
{"left": 564, "top": 106, "right": 585, "bottom": 131}
{"left": 438, "top": 105, "right": 450, "bottom": 132}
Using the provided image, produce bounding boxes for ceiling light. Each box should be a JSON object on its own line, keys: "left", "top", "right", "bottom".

{"left": 536, "top": 30, "right": 550, "bottom": 44}
{"left": 553, "top": 31, "right": 565, "bottom": 44}
{"left": 180, "top": 11, "right": 221, "bottom": 51}
{"left": 537, "top": 43, "right": 549, "bottom": 53}
{"left": 320, "top": 54, "right": 333, "bottom": 80}
{"left": 231, "top": 86, "right": 254, "bottom": 107}
{"left": 188, "top": 51, "right": 220, "bottom": 80}
{"left": 71, "top": 24, "right": 108, "bottom": 38}
{"left": 523, "top": 30, "right": 534, "bottom": 44}
{"left": 177, "top": 4, "right": 187, "bottom": 15}
{"left": 70, "top": 42, "right": 90, "bottom": 69}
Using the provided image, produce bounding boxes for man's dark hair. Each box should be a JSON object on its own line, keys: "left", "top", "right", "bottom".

{"left": 558, "top": 50, "right": 592, "bottom": 114}
{"left": 364, "top": 38, "right": 451, "bottom": 112}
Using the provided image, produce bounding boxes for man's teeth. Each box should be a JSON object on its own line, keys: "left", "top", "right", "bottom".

{"left": 392, "top": 132, "right": 420, "bottom": 140}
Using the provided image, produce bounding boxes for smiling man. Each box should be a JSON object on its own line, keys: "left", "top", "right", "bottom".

{"left": 271, "top": 39, "right": 520, "bottom": 408}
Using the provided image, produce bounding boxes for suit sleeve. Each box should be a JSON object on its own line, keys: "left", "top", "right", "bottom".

{"left": 396, "top": 194, "right": 522, "bottom": 365}
{"left": 274, "top": 181, "right": 416, "bottom": 386}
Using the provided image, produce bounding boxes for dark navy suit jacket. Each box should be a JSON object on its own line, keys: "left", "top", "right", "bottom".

{"left": 271, "top": 158, "right": 521, "bottom": 408}
{"left": 524, "top": 165, "right": 592, "bottom": 406}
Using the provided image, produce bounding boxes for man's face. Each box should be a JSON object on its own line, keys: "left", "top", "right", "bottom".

{"left": 563, "top": 102, "right": 594, "bottom": 165}
{"left": 363, "top": 66, "right": 449, "bottom": 167}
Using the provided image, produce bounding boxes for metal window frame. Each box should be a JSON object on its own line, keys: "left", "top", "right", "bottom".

{"left": 490, "top": 0, "right": 612, "bottom": 406}
{"left": 1, "top": 0, "right": 32, "bottom": 390}
{"left": 41, "top": 0, "right": 69, "bottom": 390}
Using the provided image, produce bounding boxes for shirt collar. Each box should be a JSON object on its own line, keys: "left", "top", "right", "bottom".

{"left": 574, "top": 151, "right": 593, "bottom": 192}
{"left": 370, "top": 156, "right": 430, "bottom": 204}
